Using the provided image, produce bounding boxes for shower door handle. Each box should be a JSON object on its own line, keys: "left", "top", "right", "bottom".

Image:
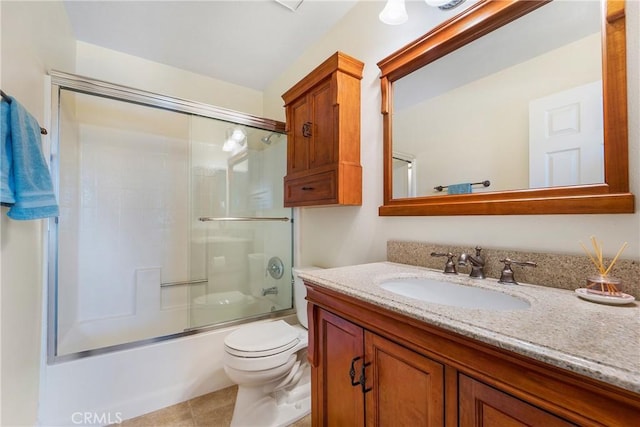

{"left": 302, "top": 122, "right": 312, "bottom": 138}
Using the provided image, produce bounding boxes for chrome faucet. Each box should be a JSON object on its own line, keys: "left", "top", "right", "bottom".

{"left": 458, "top": 246, "right": 485, "bottom": 279}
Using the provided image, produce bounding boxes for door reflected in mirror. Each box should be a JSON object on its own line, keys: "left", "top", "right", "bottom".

{"left": 391, "top": 0, "right": 602, "bottom": 199}
{"left": 392, "top": 152, "right": 416, "bottom": 198}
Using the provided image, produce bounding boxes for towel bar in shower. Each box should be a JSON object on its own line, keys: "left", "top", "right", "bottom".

{"left": 160, "top": 278, "right": 207, "bottom": 288}
{"left": 198, "top": 216, "right": 291, "bottom": 222}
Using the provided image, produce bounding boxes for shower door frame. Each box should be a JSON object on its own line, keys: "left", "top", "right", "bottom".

{"left": 47, "top": 70, "right": 294, "bottom": 364}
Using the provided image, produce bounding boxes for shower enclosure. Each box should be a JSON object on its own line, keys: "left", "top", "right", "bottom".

{"left": 48, "top": 71, "right": 293, "bottom": 360}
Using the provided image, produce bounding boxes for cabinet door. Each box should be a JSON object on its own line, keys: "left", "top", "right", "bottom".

{"left": 287, "top": 95, "right": 309, "bottom": 175}
{"left": 365, "top": 331, "right": 444, "bottom": 427}
{"left": 308, "top": 78, "right": 335, "bottom": 170}
{"left": 459, "top": 375, "right": 576, "bottom": 426}
{"left": 315, "top": 309, "right": 365, "bottom": 427}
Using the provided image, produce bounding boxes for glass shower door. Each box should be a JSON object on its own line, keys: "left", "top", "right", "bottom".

{"left": 54, "top": 89, "right": 193, "bottom": 356}
{"left": 49, "top": 73, "right": 292, "bottom": 361}
{"left": 188, "top": 116, "right": 292, "bottom": 329}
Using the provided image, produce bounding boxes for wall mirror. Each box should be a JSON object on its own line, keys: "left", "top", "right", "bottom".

{"left": 378, "top": 0, "right": 634, "bottom": 215}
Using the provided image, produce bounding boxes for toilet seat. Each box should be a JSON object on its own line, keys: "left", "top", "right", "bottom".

{"left": 224, "top": 320, "right": 307, "bottom": 372}
{"left": 225, "top": 320, "right": 300, "bottom": 357}
{"left": 226, "top": 337, "right": 300, "bottom": 358}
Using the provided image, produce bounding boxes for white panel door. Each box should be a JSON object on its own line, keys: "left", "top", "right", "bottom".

{"left": 529, "top": 81, "right": 603, "bottom": 188}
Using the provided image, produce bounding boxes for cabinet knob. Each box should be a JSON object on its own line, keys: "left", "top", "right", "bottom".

{"left": 302, "top": 122, "right": 312, "bottom": 137}
{"left": 301, "top": 186, "right": 314, "bottom": 191}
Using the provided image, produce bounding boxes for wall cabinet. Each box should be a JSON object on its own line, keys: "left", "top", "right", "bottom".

{"left": 282, "top": 52, "right": 363, "bottom": 207}
{"left": 305, "top": 282, "right": 640, "bottom": 426}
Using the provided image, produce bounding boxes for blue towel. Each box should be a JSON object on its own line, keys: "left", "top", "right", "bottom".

{"left": 1, "top": 101, "right": 14, "bottom": 204}
{"left": 447, "top": 183, "right": 472, "bottom": 195}
{"left": 1, "top": 96, "right": 59, "bottom": 220}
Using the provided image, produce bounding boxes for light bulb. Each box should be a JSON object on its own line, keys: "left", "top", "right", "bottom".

{"left": 379, "top": 0, "right": 408, "bottom": 25}
{"left": 222, "top": 138, "right": 235, "bottom": 152}
{"left": 231, "top": 129, "right": 245, "bottom": 142}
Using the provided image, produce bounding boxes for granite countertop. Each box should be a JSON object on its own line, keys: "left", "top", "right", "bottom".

{"left": 299, "top": 262, "right": 640, "bottom": 394}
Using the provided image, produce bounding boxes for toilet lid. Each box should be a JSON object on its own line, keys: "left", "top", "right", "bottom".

{"left": 225, "top": 320, "right": 300, "bottom": 357}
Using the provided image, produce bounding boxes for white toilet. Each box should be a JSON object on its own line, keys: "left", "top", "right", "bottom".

{"left": 223, "top": 266, "right": 320, "bottom": 427}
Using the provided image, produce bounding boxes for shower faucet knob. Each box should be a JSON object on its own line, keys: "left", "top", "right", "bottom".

{"left": 267, "top": 256, "right": 284, "bottom": 280}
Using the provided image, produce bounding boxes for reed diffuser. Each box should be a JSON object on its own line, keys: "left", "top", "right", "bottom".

{"left": 579, "top": 237, "right": 627, "bottom": 296}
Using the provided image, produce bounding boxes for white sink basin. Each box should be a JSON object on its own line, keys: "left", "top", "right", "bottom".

{"left": 379, "top": 277, "right": 530, "bottom": 310}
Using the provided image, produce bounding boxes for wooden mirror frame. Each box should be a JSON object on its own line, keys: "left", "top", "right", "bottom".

{"left": 378, "top": 0, "right": 634, "bottom": 216}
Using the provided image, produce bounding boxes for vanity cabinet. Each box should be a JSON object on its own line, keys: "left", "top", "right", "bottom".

{"left": 313, "top": 308, "right": 444, "bottom": 426}
{"left": 458, "top": 375, "right": 575, "bottom": 426}
{"left": 305, "top": 282, "right": 640, "bottom": 426}
{"left": 282, "top": 52, "right": 363, "bottom": 207}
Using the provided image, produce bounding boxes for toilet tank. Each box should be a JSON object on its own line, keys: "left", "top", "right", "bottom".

{"left": 292, "top": 266, "right": 322, "bottom": 329}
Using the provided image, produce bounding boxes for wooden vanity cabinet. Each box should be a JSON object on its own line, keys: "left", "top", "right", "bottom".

{"left": 305, "top": 282, "right": 640, "bottom": 426}
{"left": 282, "top": 52, "right": 363, "bottom": 207}
{"left": 313, "top": 308, "right": 444, "bottom": 426}
{"left": 458, "top": 375, "right": 576, "bottom": 426}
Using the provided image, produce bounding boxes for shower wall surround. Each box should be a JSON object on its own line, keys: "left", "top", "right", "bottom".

{"left": 388, "top": 240, "right": 640, "bottom": 299}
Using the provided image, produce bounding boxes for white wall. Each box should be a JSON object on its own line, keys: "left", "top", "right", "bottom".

{"left": 264, "top": 0, "right": 640, "bottom": 266}
{"left": 0, "top": 1, "right": 76, "bottom": 425}
{"left": 75, "top": 42, "right": 264, "bottom": 117}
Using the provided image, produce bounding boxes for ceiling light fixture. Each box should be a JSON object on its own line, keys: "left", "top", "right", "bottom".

{"left": 379, "top": 0, "right": 408, "bottom": 25}
{"left": 379, "top": 0, "right": 466, "bottom": 25}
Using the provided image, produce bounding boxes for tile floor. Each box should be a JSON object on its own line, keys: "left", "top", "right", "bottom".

{"left": 118, "top": 385, "right": 311, "bottom": 427}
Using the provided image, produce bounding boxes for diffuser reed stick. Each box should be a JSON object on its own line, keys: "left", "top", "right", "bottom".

{"left": 580, "top": 237, "right": 627, "bottom": 295}
{"left": 603, "top": 242, "right": 628, "bottom": 277}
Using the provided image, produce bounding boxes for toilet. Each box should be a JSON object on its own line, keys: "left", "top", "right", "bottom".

{"left": 223, "top": 266, "right": 320, "bottom": 427}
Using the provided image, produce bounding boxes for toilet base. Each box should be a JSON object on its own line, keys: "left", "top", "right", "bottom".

{"left": 230, "top": 365, "right": 311, "bottom": 427}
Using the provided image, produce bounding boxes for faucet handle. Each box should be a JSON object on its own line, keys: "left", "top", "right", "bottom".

{"left": 431, "top": 252, "right": 458, "bottom": 275}
{"left": 498, "top": 258, "right": 537, "bottom": 285}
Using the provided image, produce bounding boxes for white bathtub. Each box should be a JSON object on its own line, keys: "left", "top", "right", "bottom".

{"left": 39, "top": 314, "right": 297, "bottom": 426}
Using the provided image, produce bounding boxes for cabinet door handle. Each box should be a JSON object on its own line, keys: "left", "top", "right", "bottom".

{"left": 302, "top": 122, "right": 312, "bottom": 137}
{"left": 360, "top": 361, "right": 372, "bottom": 394}
{"left": 301, "top": 186, "right": 314, "bottom": 191}
{"left": 349, "top": 356, "right": 362, "bottom": 387}
{"left": 349, "top": 356, "right": 372, "bottom": 393}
